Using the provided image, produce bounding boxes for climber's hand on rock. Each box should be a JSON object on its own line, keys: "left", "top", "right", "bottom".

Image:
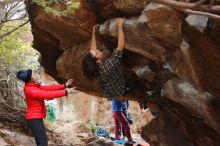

{"left": 67, "top": 87, "right": 78, "bottom": 95}
{"left": 116, "top": 18, "right": 125, "bottom": 26}
{"left": 65, "top": 79, "right": 73, "bottom": 88}
{"left": 93, "top": 24, "right": 100, "bottom": 32}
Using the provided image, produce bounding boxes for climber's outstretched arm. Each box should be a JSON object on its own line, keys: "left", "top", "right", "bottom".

{"left": 116, "top": 18, "right": 125, "bottom": 52}
{"left": 90, "top": 25, "right": 97, "bottom": 51}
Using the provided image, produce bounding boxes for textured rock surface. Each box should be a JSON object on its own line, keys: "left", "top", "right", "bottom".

{"left": 27, "top": 1, "right": 220, "bottom": 146}
{"left": 86, "top": 137, "right": 120, "bottom": 146}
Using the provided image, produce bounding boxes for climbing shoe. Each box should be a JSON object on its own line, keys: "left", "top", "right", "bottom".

{"left": 124, "top": 141, "right": 136, "bottom": 146}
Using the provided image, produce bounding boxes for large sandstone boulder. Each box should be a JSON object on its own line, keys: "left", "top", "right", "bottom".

{"left": 26, "top": 1, "right": 220, "bottom": 146}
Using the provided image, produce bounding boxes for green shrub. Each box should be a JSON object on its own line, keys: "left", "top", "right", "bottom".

{"left": 46, "top": 104, "right": 56, "bottom": 122}
{"left": 88, "top": 121, "right": 97, "bottom": 133}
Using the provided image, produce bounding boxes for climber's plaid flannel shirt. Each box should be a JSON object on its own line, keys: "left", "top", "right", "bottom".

{"left": 98, "top": 50, "right": 125, "bottom": 100}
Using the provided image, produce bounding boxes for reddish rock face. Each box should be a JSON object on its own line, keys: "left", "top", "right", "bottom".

{"left": 27, "top": 1, "right": 220, "bottom": 146}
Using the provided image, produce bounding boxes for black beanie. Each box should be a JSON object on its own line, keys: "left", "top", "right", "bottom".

{"left": 16, "top": 69, "right": 32, "bottom": 83}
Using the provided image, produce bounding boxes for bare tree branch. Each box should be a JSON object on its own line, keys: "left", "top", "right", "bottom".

{"left": 6, "top": 2, "right": 24, "bottom": 18}
{"left": 2, "top": 1, "right": 21, "bottom": 21}
{"left": 148, "top": 0, "right": 220, "bottom": 11}
{"left": 0, "top": 20, "right": 29, "bottom": 39}
{"left": 1, "top": 13, "right": 26, "bottom": 23}
{"left": 147, "top": 0, "right": 220, "bottom": 20}
{"left": 182, "top": 9, "right": 220, "bottom": 20}
{"left": 8, "top": 1, "right": 21, "bottom": 11}
{"left": 0, "top": 102, "right": 25, "bottom": 112}
{"left": 0, "top": 86, "right": 24, "bottom": 98}
{"left": 0, "top": 0, "right": 23, "bottom": 6}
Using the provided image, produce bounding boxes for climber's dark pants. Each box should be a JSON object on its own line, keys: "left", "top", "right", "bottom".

{"left": 27, "top": 119, "right": 48, "bottom": 146}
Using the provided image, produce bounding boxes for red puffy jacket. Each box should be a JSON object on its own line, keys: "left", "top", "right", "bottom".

{"left": 24, "top": 83, "right": 66, "bottom": 119}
